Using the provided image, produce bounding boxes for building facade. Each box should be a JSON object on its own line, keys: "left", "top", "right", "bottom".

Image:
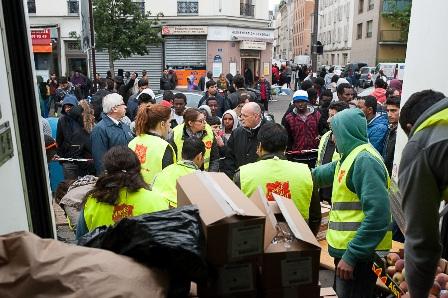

{"left": 277, "top": 0, "right": 294, "bottom": 60}
{"left": 27, "top": 0, "right": 273, "bottom": 89}
{"left": 318, "top": 0, "right": 354, "bottom": 66}
{"left": 292, "top": 0, "right": 314, "bottom": 57}
{"left": 351, "top": 0, "right": 410, "bottom": 66}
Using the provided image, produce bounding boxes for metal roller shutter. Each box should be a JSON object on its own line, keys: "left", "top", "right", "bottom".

{"left": 90, "top": 45, "right": 163, "bottom": 90}
{"left": 164, "top": 36, "right": 206, "bottom": 67}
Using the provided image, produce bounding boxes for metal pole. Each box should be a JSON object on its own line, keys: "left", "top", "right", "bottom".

{"left": 311, "top": 0, "right": 319, "bottom": 73}
{"left": 88, "top": 0, "right": 96, "bottom": 80}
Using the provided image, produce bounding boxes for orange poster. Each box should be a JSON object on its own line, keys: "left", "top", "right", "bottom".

{"left": 173, "top": 69, "right": 206, "bottom": 88}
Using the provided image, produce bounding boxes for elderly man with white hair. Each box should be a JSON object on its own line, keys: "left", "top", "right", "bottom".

{"left": 91, "top": 93, "right": 134, "bottom": 174}
{"left": 223, "top": 102, "right": 265, "bottom": 178}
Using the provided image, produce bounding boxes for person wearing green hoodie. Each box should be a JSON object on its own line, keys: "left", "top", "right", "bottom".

{"left": 312, "top": 108, "right": 391, "bottom": 298}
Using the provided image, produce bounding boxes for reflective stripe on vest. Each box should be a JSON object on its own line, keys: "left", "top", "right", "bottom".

{"left": 128, "top": 134, "right": 176, "bottom": 184}
{"left": 326, "top": 143, "right": 392, "bottom": 251}
{"left": 152, "top": 161, "right": 198, "bottom": 208}
{"left": 316, "top": 130, "right": 340, "bottom": 167}
{"left": 240, "top": 156, "right": 313, "bottom": 220}
{"left": 172, "top": 124, "right": 214, "bottom": 171}
{"left": 83, "top": 188, "right": 169, "bottom": 232}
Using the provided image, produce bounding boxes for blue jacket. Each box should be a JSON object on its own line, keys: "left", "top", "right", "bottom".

{"left": 91, "top": 114, "right": 134, "bottom": 174}
{"left": 367, "top": 113, "right": 388, "bottom": 153}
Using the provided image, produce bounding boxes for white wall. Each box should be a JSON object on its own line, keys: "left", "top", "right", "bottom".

{"left": 393, "top": 0, "right": 448, "bottom": 181}
{"left": 35, "top": 0, "right": 69, "bottom": 16}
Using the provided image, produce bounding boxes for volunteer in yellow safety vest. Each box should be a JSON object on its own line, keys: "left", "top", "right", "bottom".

{"left": 316, "top": 101, "right": 349, "bottom": 203}
{"left": 152, "top": 136, "right": 205, "bottom": 208}
{"left": 398, "top": 90, "right": 448, "bottom": 297}
{"left": 169, "top": 108, "right": 220, "bottom": 172}
{"left": 128, "top": 104, "right": 176, "bottom": 184}
{"left": 234, "top": 122, "right": 321, "bottom": 235}
{"left": 312, "top": 109, "right": 391, "bottom": 298}
{"left": 76, "top": 146, "right": 168, "bottom": 239}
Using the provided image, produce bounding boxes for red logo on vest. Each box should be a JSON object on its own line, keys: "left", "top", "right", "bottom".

{"left": 134, "top": 144, "right": 147, "bottom": 164}
{"left": 338, "top": 170, "right": 346, "bottom": 183}
{"left": 204, "top": 140, "right": 212, "bottom": 149}
{"left": 112, "top": 204, "right": 134, "bottom": 222}
{"left": 265, "top": 181, "right": 291, "bottom": 201}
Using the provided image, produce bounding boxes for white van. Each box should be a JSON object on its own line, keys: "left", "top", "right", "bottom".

{"left": 375, "top": 63, "right": 405, "bottom": 80}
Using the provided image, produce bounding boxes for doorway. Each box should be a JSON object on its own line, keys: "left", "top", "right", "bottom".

{"left": 67, "top": 57, "right": 87, "bottom": 77}
{"left": 241, "top": 58, "right": 259, "bottom": 88}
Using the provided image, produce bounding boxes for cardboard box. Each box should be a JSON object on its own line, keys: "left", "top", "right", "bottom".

{"left": 197, "top": 261, "right": 258, "bottom": 298}
{"left": 249, "top": 189, "right": 321, "bottom": 290}
{"left": 262, "top": 284, "right": 321, "bottom": 298}
{"left": 177, "top": 172, "right": 266, "bottom": 265}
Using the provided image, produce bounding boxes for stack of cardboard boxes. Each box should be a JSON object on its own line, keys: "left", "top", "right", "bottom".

{"left": 317, "top": 203, "right": 331, "bottom": 241}
{"left": 177, "top": 172, "right": 322, "bottom": 297}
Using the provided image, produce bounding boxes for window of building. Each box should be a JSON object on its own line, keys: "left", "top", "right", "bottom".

{"left": 27, "top": 0, "right": 36, "bottom": 14}
{"left": 133, "top": 0, "right": 145, "bottom": 15}
{"left": 357, "top": 23, "right": 363, "bottom": 39}
{"left": 240, "top": 0, "right": 255, "bottom": 17}
{"left": 358, "top": 0, "right": 364, "bottom": 13}
{"left": 67, "top": 0, "right": 79, "bottom": 15}
{"left": 178, "top": 0, "right": 199, "bottom": 15}
{"left": 366, "top": 20, "right": 373, "bottom": 37}
{"left": 368, "top": 0, "right": 374, "bottom": 10}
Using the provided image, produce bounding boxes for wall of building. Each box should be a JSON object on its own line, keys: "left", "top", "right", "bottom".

{"left": 34, "top": 0, "right": 71, "bottom": 16}
{"left": 293, "top": 0, "right": 314, "bottom": 57}
{"left": 318, "top": 0, "right": 354, "bottom": 66}
{"left": 377, "top": 45, "right": 406, "bottom": 62}
{"left": 350, "top": 0, "right": 379, "bottom": 66}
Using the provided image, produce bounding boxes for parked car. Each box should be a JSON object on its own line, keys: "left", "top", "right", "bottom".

{"left": 154, "top": 90, "right": 204, "bottom": 108}
{"left": 358, "top": 67, "right": 376, "bottom": 88}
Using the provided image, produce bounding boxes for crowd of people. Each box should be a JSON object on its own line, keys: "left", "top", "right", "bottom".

{"left": 40, "top": 64, "right": 448, "bottom": 298}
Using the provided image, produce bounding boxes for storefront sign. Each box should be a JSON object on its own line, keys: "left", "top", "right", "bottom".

{"left": 31, "top": 28, "right": 52, "bottom": 53}
{"left": 263, "top": 63, "right": 270, "bottom": 76}
{"left": 240, "top": 41, "right": 266, "bottom": 51}
{"left": 213, "top": 55, "right": 222, "bottom": 62}
{"left": 162, "top": 26, "right": 208, "bottom": 35}
{"left": 212, "top": 62, "right": 223, "bottom": 77}
{"left": 207, "top": 26, "right": 274, "bottom": 43}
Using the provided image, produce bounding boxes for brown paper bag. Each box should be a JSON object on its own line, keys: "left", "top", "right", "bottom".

{"left": 0, "top": 231, "right": 168, "bottom": 297}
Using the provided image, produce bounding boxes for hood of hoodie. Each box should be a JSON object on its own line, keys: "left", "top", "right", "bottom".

{"left": 331, "top": 108, "right": 368, "bottom": 159}
{"left": 222, "top": 109, "right": 239, "bottom": 131}
{"left": 368, "top": 112, "right": 388, "bottom": 128}
{"left": 61, "top": 95, "right": 78, "bottom": 115}
{"left": 198, "top": 105, "right": 212, "bottom": 118}
{"left": 370, "top": 88, "right": 387, "bottom": 104}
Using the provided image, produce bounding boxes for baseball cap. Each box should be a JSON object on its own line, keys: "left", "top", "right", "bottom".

{"left": 292, "top": 90, "right": 309, "bottom": 102}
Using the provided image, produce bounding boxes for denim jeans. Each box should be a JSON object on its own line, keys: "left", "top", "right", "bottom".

{"left": 333, "top": 258, "right": 377, "bottom": 298}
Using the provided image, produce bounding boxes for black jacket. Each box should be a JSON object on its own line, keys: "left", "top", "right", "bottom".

{"left": 382, "top": 124, "right": 397, "bottom": 176}
{"left": 227, "top": 88, "right": 257, "bottom": 109}
{"left": 91, "top": 89, "right": 111, "bottom": 122}
{"left": 223, "top": 120, "right": 265, "bottom": 178}
{"left": 398, "top": 98, "right": 448, "bottom": 298}
{"left": 198, "top": 92, "right": 228, "bottom": 117}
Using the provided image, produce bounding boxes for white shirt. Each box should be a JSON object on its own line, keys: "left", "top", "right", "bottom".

{"left": 107, "top": 115, "right": 120, "bottom": 125}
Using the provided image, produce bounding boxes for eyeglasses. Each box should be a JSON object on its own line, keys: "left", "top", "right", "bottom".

{"left": 194, "top": 119, "right": 206, "bottom": 123}
{"left": 114, "top": 103, "right": 126, "bottom": 107}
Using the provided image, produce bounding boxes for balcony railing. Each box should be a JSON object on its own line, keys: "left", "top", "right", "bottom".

{"left": 382, "top": 0, "right": 411, "bottom": 13}
{"left": 379, "top": 30, "right": 406, "bottom": 43}
{"left": 67, "top": 0, "right": 79, "bottom": 15}
{"left": 177, "top": 1, "right": 198, "bottom": 15}
{"left": 240, "top": 3, "right": 255, "bottom": 17}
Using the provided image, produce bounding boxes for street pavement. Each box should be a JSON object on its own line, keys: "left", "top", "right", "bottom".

{"left": 268, "top": 94, "right": 291, "bottom": 123}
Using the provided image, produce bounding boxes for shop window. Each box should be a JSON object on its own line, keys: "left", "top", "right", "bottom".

{"left": 27, "top": 0, "right": 36, "bottom": 14}
{"left": 366, "top": 20, "right": 373, "bottom": 38}
{"left": 177, "top": 0, "right": 198, "bottom": 15}
{"left": 67, "top": 0, "right": 79, "bottom": 15}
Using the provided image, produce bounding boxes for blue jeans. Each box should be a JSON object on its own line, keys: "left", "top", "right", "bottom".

{"left": 333, "top": 258, "right": 377, "bottom": 298}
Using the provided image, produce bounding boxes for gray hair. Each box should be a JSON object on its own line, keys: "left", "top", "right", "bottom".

{"left": 102, "top": 93, "right": 124, "bottom": 114}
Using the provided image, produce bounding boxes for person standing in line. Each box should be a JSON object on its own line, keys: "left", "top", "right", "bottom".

{"left": 171, "top": 92, "right": 187, "bottom": 129}
{"left": 128, "top": 104, "right": 175, "bottom": 184}
{"left": 382, "top": 96, "right": 400, "bottom": 176}
{"left": 224, "top": 102, "right": 265, "bottom": 178}
{"left": 398, "top": 90, "right": 448, "bottom": 298}
{"left": 127, "top": 78, "right": 149, "bottom": 122}
{"left": 244, "top": 65, "right": 253, "bottom": 88}
{"left": 160, "top": 69, "right": 172, "bottom": 91}
{"left": 152, "top": 137, "right": 205, "bottom": 208}
{"left": 169, "top": 108, "right": 219, "bottom": 172}
{"left": 160, "top": 90, "right": 174, "bottom": 108}
{"left": 76, "top": 146, "right": 169, "bottom": 238}
{"left": 370, "top": 77, "right": 388, "bottom": 105}
{"left": 313, "top": 108, "right": 391, "bottom": 298}
{"left": 216, "top": 73, "right": 228, "bottom": 91}
{"left": 254, "top": 74, "right": 271, "bottom": 112}
{"left": 91, "top": 93, "right": 134, "bottom": 175}
{"left": 198, "top": 80, "right": 227, "bottom": 116}
{"left": 336, "top": 83, "right": 354, "bottom": 104}
{"left": 227, "top": 74, "right": 256, "bottom": 109}
{"left": 234, "top": 123, "right": 321, "bottom": 234}
{"left": 198, "top": 71, "right": 213, "bottom": 92}
{"left": 357, "top": 96, "right": 389, "bottom": 153}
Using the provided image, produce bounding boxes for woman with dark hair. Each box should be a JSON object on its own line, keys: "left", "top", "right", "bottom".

{"left": 128, "top": 104, "right": 175, "bottom": 184}
{"left": 76, "top": 146, "right": 168, "bottom": 238}
{"left": 169, "top": 108, "right": 219, "bottom": 172}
